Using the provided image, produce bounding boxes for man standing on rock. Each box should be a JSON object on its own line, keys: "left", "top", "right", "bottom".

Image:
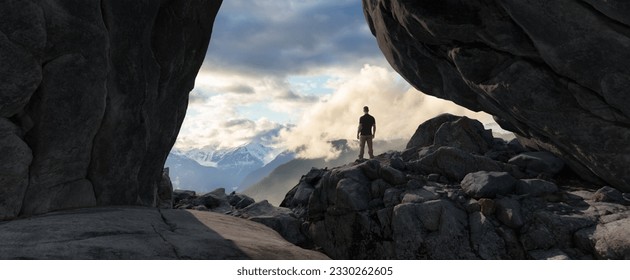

{"left": 357, "top": 106, "right": 376, "bottom": 159}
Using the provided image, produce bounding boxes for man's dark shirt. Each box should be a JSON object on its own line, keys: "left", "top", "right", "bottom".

{"left": 359, "top": 114, "right": 376, "bottom": 136}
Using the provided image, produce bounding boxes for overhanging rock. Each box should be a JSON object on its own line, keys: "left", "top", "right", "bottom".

{"left": 362, "top": 0, "right": 630, "bottom": 192}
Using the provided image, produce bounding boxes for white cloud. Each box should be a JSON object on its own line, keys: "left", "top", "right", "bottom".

{"left": 203, "top": 0, "right": 383, "bottom": 76}
{"left": 173, "top": 1, "right": 502, "bottom": 158}
{"left": 174, "top": 70, "right": 314, "bottom": 150}
{"left": 278, "top": 65, "right": 496, "bottom": 159}
{"left": 175, "top": 105, "right": 285, "bottom": 150}
{"left": 176, "top": 64, "right": 499, "bottom": 158}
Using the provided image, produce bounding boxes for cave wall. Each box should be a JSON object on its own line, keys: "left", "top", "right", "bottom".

{"left": 363, "top": 0, "right": 630, "bottom": 192}
{"left": 0, "top": 0, "right": 222, "bottom": 219}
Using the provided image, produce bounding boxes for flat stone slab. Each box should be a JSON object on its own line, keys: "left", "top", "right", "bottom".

{"left": 0, "top": 207, "right": 328, "bottom": 260}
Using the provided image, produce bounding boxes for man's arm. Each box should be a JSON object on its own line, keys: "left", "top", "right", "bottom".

{"left": 372, "top": 123, "right": 376, "bottom": 138}
{"left": 357, "top": 124, "right": 362, "bottom": 139}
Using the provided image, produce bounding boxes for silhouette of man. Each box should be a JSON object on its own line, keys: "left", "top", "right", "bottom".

{"left": 357, "top": 106, "right": 376, "bottom": 159}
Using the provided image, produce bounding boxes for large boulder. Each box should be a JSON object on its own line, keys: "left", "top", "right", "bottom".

{"left": 363, "top": 0, "right": 630, "bottom": 192}
{"left": 0, "top": 0, "right": 223, "bottom": 219}
{"left": 412, "top": 147, "right": 511, "bottom": 182}
{"left": 432, "top": 117, "right": 494, "bottom": 155}
{"left": 404, "top": 114, "right": 494, "bottom": 160}
{"left": 228, "top": 192, "right": 256, "bottom": 209}
{"left": 235, "top": 200, "right": 309, "bottom": 246}
{"left": 461, "top": 171, "right": 518, "bottom": 199}
{"left": 406, "top": 113, "right": 460, "bottom": 150}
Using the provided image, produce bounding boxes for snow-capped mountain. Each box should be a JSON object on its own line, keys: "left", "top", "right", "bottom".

{"left": 215, "top": 142, "right": 274, "bottom": 168}
{"left": 165, "top": 153, "right": 227, "bottom": 191}
{"left": 171, "top": 146, "right": 219, "bottom": 167}
{"left": 172, "top": 142, "right": 277, "bottom": 169}
{"left": 166, "top": 132, "right": 288, "bottom": 192}
{"left": 171, "top": 126, "right": 284, "bottom": 168}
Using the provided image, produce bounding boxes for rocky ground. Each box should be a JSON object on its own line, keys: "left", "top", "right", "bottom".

{"left": 0, "top": 206, "right": 328, "bottom": 260}
{"left": 15, "top": 112, "right": 618, "bottom": 260}
{"left": 4, "top": 114, "right": 626, "bottom": 260}
{"left": 176, "top": 114, "right": 630, "bottom": 260}
{"left": 172, "top": 188, "right": 312, "bottom": 248}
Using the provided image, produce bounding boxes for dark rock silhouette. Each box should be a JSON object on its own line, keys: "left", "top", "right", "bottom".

{"left": 0, "top": 0, "right": 222, "bottom": 219}
{"left": 281, "top": 115, "right": 630, "bottom": 259}
{"left": 363, "top": 0, "right": 630, "bottom": 192}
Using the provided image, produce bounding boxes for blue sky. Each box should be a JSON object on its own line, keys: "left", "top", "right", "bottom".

{"left": 174, "top": 0, "right": 495, "bottom": 157}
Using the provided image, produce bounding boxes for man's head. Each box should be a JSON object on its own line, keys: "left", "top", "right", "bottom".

{"left": 363, "top": 106, "right": 369, "bottom": 114}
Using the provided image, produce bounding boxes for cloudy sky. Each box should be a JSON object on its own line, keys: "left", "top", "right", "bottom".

{"left": 174, "top": 0, "right": 495, "bottom": 158}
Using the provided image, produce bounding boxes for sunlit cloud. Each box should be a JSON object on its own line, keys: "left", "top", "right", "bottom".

{"left": 173, "top": 0, "right": 501, "bottom": 159}
{"left": 277, "top": 65, "right": 496, "bottom": 159}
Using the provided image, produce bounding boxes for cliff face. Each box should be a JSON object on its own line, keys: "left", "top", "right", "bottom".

{"left": 362, "top": 0, "right": 630, "bottom": 192}
{"left": 0, "top": 0, "right": 222, "bottom": 219}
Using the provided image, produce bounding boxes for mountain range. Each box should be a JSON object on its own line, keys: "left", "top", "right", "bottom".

{"left": 165, "top": 141, "right": 292, "bottom": 193}
{"left": 165, "top": 137, "right": 407, "bottom": 202}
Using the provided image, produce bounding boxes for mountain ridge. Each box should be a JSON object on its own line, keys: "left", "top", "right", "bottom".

{"left": 243, "top": 138, "right": 408, "bottom": 205}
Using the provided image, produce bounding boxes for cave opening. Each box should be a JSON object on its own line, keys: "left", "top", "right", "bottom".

{"left": 164, "top": 0, "right": 500, "bottom": 204}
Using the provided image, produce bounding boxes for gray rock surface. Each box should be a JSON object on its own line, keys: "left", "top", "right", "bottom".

{"left": 406, "top": 113, "right": 460, "bottom": 150}
{"left": 0, "top": 207, "right": 328, "bottom": 259}
{"left": 393, "top": 200, "right": 475, "bottom": 259}
{"left": 469, "top": 212, "right": 508, "bottom": 260}
{"left": 380, "top": 165, "right": 408, "bottom": 186}
{"left": 228, "top": 193, "right": 256, "bottom": 209}
{"left": 516, "top": 179, "right": 559, "bottom": 197}
{"left": 412, "top": 147, "right": 507, "bottom": 181}
{"left": 194, "top": 193, "right": 224, "bottom": 209}
{"left": 0, "top": 119, "right": 31, "bottom": 219}
{"left": 478, "top": 198, "right": 496, "bottom": 216}
{"left": 238, "top": 200, "right": 293, "bottom": 218}
{"left": 173, "top": 190, "right": 196, "bottom": 202}
{"left": 508, "top": 152, "right": 565, "bottom": 177}
{"left": 404, "top": 114, "right": 494, "bottom": 160}
{"left": 173, "top": 189, "right": 311, "bottom": 248}
{"left": 593, "top": 186, "right": 628, "bottom": 205}
{"left": 383, "top": 188, "right": 403, "bottom": 208}
{"left": 432, "top": 117, "right": 494, "bottom": 155}
{"left": 279, "top": 114, "right": 630, "bottom": 259}
{"left": 495, "top": 197, "right": 524, "bottom": 229}
{"left": 233, "top": 200, "right": 309, "bottom": 247}
{"left": 575, "top": 217, "right": 630, "bottom": 259}
{"left": 461, "top": 171, "right": 517, "bottom": 199}
{"left": 158, "top": 168, "right": 173, "bottom": 209}
{"left": 400, "top": 188, "right": 439, "bottom": 204}
{"left": 0, "top": 0, "right": 223, "bottom": 219}
{"left": 362, "top": 0, "right": 630, "bottom": 192}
